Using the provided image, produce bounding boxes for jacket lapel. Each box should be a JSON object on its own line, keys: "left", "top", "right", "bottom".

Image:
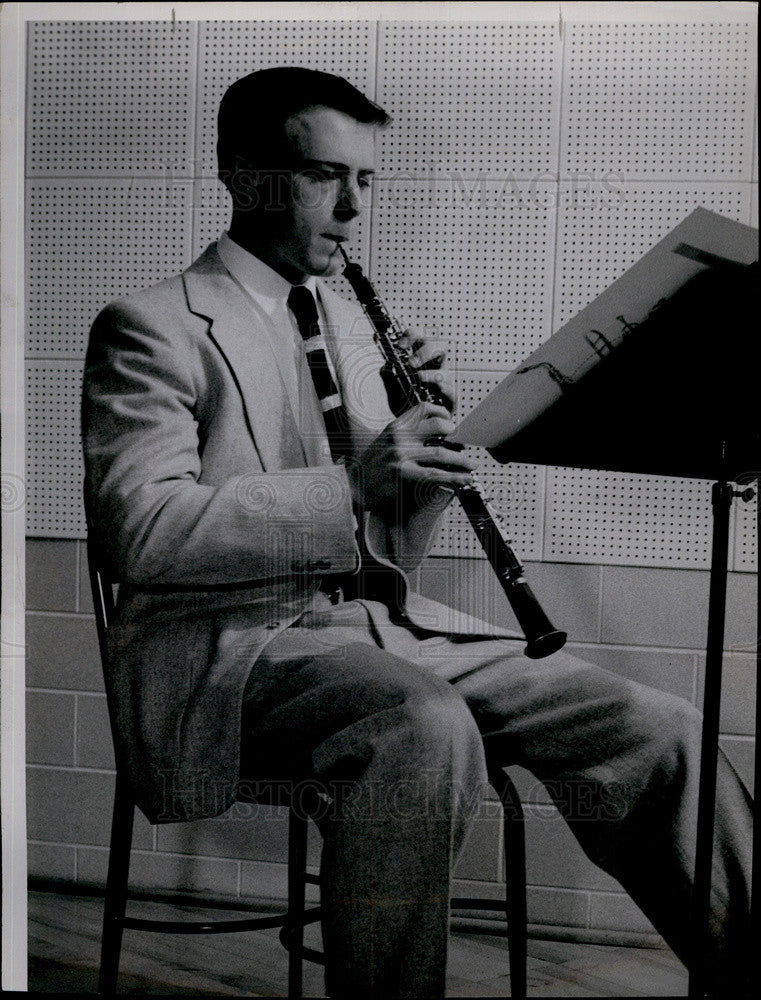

{"left": 183, "top": 245, "right": 307, "bottom": 470}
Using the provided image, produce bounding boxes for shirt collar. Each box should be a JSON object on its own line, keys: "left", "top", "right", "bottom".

{"left": 217, "top": 231, "right": 319, "bottom": 311}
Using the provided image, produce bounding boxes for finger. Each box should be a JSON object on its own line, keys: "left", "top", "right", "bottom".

{"left": 401, "top": 463, "right": 476, "bottom": 488}
{"left": 414, "top": 446, "right": 479, "bottom": 471}
{"left": 396, "top": 330, "right": 424, "bottom": 354}
{"left": 418, "top": 370, "right": 455, "bottom": 406}
{"left": 418, "top": 415, "right": 457, "bottom": 438}
{"left": 409, "top": 341, "right": 447, "bottom": 371}
{"left": 399, "top": 401, "right": 451, "bottom": 424}
{"left": 418, "top": 370, "right": 453, "bottom": 389}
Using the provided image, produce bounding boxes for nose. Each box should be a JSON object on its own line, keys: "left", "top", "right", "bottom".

{"left": 334, "top": 175, "right": 363, "bottom": 222}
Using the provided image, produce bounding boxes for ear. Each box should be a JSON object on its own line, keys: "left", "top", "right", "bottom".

{"left": 222, "top": 153, "right": 253, "bottom": 208}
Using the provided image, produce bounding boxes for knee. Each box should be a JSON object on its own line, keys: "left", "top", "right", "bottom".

{"left": 307, "top": 645, "right": 486, "bottom": 784}
{"left": 396, "top": 682, "right": 487, "bottom": 783}
{"left": 619, "top": 682, "right": 702, "bottom": 777}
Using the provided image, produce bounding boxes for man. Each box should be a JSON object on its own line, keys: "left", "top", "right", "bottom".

{"left": 82, "top": 67, "right": 752, "bottom": 997}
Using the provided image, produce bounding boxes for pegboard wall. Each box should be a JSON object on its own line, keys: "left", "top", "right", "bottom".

{"left": 26, "top": 14, "right": 758, "bottom": 574}
{"left": 561, "top": 20, "right": 756, "bottom": 181}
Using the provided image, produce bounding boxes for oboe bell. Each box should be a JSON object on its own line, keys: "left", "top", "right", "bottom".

{"left": 339, "top": 246, "right": 567, "bottom": 660}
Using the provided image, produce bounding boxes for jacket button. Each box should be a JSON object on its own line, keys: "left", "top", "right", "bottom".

{"left": 306, "top": 559, "right": 332, "bottom": 572}
{"left": 291, "top": 559, "right": 332, "bottom": 573}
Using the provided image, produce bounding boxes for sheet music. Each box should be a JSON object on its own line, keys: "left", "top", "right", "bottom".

{"left": 451, "top": 207, "right": 758, "bottom": 449}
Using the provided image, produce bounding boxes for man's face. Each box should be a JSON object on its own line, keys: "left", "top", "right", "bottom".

{"left": 252, "top": 105, "right": 376, "bottom": 284}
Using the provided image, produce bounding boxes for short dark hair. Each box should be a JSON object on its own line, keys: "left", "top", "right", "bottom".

{"left": 217, "top": 66, "right": 390, "bottom": 190}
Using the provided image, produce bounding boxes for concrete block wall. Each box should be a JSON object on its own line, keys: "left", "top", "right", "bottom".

{"left": 24, "top": 6, "right": 757, "bottom": 950}
{"left": 27, "top": 537, "right": 756, "bottom": 939}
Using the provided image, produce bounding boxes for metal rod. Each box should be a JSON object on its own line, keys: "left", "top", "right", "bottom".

{"left": 752, "top": 475, "right": 760, "bottom": 997}
{"left": 688, "top": 478, "right": 733, "bottom": 998}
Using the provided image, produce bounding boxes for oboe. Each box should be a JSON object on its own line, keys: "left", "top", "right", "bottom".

{"left": 339, "top": 246, "right": 567, "bottom": 659}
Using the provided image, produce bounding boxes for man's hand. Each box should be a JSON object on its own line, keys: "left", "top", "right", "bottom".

{"left": 399, "top": 331, "right": 457, "bottom": 413}
{"left": 348, "top": 400, "right": 478, "bottom": 516}
{"left": 383, "top": 331, "right": 457, "bottom": 416}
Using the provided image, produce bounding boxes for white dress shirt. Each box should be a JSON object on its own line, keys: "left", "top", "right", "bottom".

{"left": 216, "top": 231, "right": 342, "bottom": 464}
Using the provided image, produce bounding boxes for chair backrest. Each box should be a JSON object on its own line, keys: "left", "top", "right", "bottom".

{"left": 86, "top": 534, "right": 117, "bottom": 662}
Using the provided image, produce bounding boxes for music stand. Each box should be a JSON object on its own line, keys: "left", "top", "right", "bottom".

{"left": 456, "top": 253, "right": 758, "bottom": 997}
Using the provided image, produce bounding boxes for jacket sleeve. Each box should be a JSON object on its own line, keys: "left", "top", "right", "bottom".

{"left": 82, "top": 296, "right": 359, "bottom": 586}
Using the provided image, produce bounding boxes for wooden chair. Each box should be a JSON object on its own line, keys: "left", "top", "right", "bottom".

{"left": 87, "top": 537, "right": 528, "bottom": 998}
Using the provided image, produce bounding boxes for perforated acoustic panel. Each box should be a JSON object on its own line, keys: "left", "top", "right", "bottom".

{"left": 561, "top": 21, "right": 757, "bottom": 181}
{"left": 372, "top": 179, "right": 556, "bottom": 372}
{"left": 196, "top": 20, "right": 376, "bottom": 178}
{"left": 429, "top": 371, "right": 544, "bottom": 561}
{"left": 548, "top": 181, "right": 755, "bottom": 570}
{"left": 377, "top": 22, "right": 560, "bottom": 178}
{"left": 27, "top": 180, "right": 193, "bottom": 358}
{"left": 25, "top": 17, "right": 758, "bottom": 568}
{"left": 429, "top": 459, "right": 544, "bottom": 562}
{"left": 27, "top": 21, "right": 195, "bottom": 176}
{"left": 734, "top": 498, "right": 758, "bottom": 573}
{"left": 26, "top": 363, "right": 85, "bottom": 537}
{"left": 554, "top": 182, "right": 752, "bottom": 329}
{"left": 545, "top": 470, "right": 718, "bottom": 568}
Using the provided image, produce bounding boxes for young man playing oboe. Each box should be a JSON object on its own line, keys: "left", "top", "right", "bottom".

{"left": 82, "top": 67, "right": 752, "bottom": 997}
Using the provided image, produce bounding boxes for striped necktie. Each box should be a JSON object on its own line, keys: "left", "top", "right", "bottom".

{"left": 288, "top": 285, "right": 352, "bottom": 463}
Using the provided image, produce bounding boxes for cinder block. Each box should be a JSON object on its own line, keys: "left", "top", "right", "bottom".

{"left": 527, "top": 886, "right": 590, "bottom": 928}
{"left": 26, "top": 767, "right": 151, "bottom": 849}
{"left": 589, "top": 890, "right": 658, "bottom": 935}
{"left": 719, "top": 655, "right": 756, "bottom": 736}
{"left": 26, "top": 613, "right": 103, "bottom": 692}
{"left": 454, "top": 803, "right": 502, "bottom": 881}
{"left": 77, "top": 541, "right": 94, "bottom": 614}
{"left": 696, "top": 654, "right": 756, "bottom": 736}
{"left": 130, "top": 851, "right": 239, "bottom": 896}
{"left": 525, "top": 561, "right": 601, "bottom": 645}
{"left": 27, "top": 841, "right": 76, "bottom": 882}
{"left": 75, "top": 694, "right": 115, "bottom": 769}
{"left": 419, "top": 556, "right": 518, "bottom": 630}
{"left": 451, "top": 877, "right": 506, "bottom": 903}
{"left": 601, "top": 566, "right": 709, "bottom": 648}
{"left": 571, "top": 645, "right": 697, "bottom": 702}
{"left": 78, "top": 846, "right": 238, "bottom": 896}
{"left": 725, "top": 573, "right": 758, "bottom": 652}
{"left": 26, "top": 539, "right": 78, "bottom": 612}
{"left": 76, "top": 846, "right": 109, "bottom": 886}
{"left": 241, "top": 859, "right": 319, "bottom": 903}
{"left": 157, "top": 804, "right": 292, "bottom": 864}
{"left": 26, "top": 690, "right": 75, "bottom": 766}
{"left": 523, "top": 803, "right": 620, "bottom": 892}
{"left": 719, "top": 736, "right": 755, "bottom": 793}
{"left": 419, "top": 558, "right": 600, "bottom": 643}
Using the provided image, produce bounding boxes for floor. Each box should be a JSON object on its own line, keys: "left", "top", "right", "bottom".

{"left": 28, "top": 890, "right": 689, "bottom": 996}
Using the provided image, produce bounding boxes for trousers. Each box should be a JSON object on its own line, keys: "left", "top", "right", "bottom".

{"left": 240, "top": 597, "right": 752, "bottom": 998}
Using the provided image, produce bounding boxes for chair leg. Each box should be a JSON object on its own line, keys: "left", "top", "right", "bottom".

{"left": 287, "top": 805, "right": 309, "bottom": 999}
{"left": 98, "top": 772, "right": 136, "bottom": 995}
{"left": 490, "top": 769, "right": 528, "bottom": 1000}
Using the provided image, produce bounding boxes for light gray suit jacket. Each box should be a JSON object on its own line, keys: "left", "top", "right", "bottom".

{"left": 82, "top": 244, "right": 513, "bottom": 822}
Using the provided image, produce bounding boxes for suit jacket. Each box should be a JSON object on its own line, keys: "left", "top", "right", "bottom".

{"left": 82, "top": 243, "right": 516, "bottom": 823}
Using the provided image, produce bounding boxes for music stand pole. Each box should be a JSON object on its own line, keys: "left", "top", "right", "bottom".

{"left": 688, "top": 474, "right": 733, "bottom": 998}
{"left": 752, "top": 475, "right": 759, "bottom": 995}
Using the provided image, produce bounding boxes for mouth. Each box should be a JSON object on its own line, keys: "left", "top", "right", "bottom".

{"left": 322, "top": 233, "right": 348, "bottom": 246}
